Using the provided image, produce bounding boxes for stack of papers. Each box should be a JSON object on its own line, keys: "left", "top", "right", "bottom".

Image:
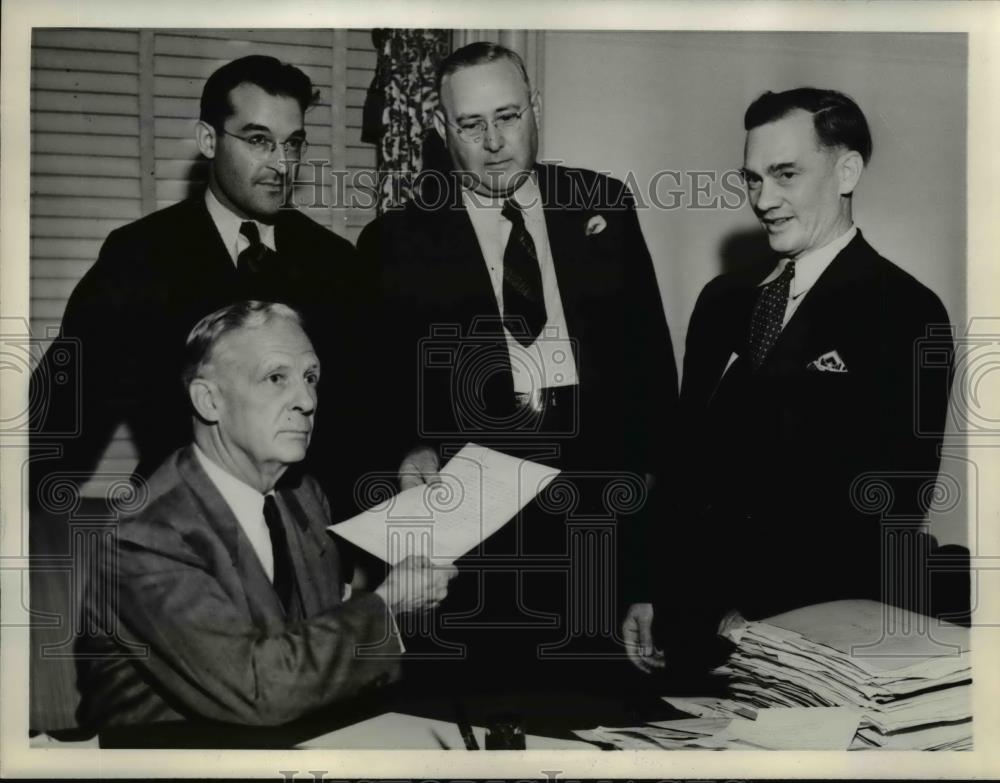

{"left": 714, "top": 600, "right": 972, "bottom": 750}
{"left": 575, "top": 706, "right": 860, "bottom": 750}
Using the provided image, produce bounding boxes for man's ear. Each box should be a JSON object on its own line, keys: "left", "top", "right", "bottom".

{"left": 195, "top": 120, "right": 218, "bottom": 160}
{"left": 189, "top": 377, "right": 222, "bottom": 423}
{"left": 432, "top": 109, "right": 447, "bottom": 142}
{"left": 837, "top": 149, "right": 864, "bottom": 196}
{"left": 530, "top": 89, "right": 542, "bottom": 128}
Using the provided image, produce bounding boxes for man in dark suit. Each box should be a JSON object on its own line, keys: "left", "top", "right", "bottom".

{"left": 624, "top": 88, "right": 953, "bottom": 675}
{"left": 77, "top": 301, "right": 455, "bottom": 734}
{"left": 30, "top": 55, "right": 372, "bottom": 514}
{"left": 359, "top": 43, "right": 678, "bottom": 691}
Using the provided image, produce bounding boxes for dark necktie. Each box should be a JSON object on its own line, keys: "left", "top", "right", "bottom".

{"left": 748, "top": 260, "right": 795, "bottom": 369}
{"left": 237, "top": 220, "right": 277, "bottom": 279}
{"left": 263, "top": 495, "right": 294, "bottom": 613}
{"left": 501, "top": 199, "right": 547, "bottom": 346}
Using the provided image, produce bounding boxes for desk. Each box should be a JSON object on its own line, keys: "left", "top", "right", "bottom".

{"left": 299, "top": 712, "right": 591, "bottom": 750}
{"left": 75, "top": 683, "right": 680, "bottom": 749}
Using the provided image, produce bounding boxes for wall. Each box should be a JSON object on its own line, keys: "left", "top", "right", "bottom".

{"left": 541, "top": 31, "right": 967, "bottom": 545}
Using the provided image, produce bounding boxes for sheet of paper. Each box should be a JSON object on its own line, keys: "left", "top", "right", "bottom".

{"left": 722, "top": 707, "right": 861, "bottom": 750}
{"left": 661, "top": 696, "right": 754, "bottom": 720}
{"left": 328, "top": 443, "right": 560, "bottom": 564}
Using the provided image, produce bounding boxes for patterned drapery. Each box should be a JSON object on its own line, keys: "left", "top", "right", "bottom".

{"left": 369, "top": 29, "right": 451, "bottom": 212}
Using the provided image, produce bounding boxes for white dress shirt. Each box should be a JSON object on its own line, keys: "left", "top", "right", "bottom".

{"left": 463, "top": 175, "right": 579, "bottom": 394}
{"left": 204, "top": 187, "right": 276, "bottom": 265}
{"left": 193, "top": 444, "right": 276, "bottom": 581}
{"left": 758, "top": 224, "right": 858, "bottom": 328}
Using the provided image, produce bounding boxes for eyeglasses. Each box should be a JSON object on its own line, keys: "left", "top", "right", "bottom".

{"left": 445, "top": 105, "right": 532, "bottom": 144}
{"left": 220, "top": 130, "right": 309, "bottom": 161}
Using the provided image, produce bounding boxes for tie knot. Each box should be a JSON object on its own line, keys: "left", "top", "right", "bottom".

{"left": 502, "top": 199, "right": 525, "bottom": 226}
{"left": 777, "top": 259, "right": 796, "bottom": 282}
{"left": 263, "top": 493, "right": 279, "bottom": 520}
{"left": 240, "top": 220, "right": 262, "bottom": 245}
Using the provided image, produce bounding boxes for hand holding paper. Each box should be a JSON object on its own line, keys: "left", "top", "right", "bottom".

{"left": 330, "top": 444, "right": 560, "bottom": 565}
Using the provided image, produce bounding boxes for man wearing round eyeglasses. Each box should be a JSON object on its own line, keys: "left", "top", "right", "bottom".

{"left": 31, "top": 55, "right": 376, "bottom": 521}
{"left": 360, "top": 42, "right": 678, "bottom": 697}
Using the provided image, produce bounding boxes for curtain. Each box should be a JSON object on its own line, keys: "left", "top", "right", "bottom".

{"left": 366, "top": 29, "right": 451, "bottom": 212}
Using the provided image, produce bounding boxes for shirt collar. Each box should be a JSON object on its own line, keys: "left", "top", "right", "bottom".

{"left": 204, "top": 187, "right": 277, "bottom": 264}
{"left": 461, "top": 171, "right": 541, "bottom": 215}
{"left": 193, "top": 443, "right": 271, "bottom": 530}
{"left": 759, "top": 224, "right": 857, "bottom": 298}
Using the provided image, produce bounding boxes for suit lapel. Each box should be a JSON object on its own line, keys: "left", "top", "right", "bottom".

{"left": 764, "top": 232, "right": 873, "bottom": 369}
{"left": 441, "top": 201, "right": 503, "bottom": 321}
{"left": 275, "top": 486, "right": 336, "bottom": 616}
{"left": 176, "top": 447, "right": 287, "bottom": 622}
{"left": 181, "top": 196, "right": 239, "bottom": 283}
{"left": 536, "top": 165, "right": 590, "bottom": 350}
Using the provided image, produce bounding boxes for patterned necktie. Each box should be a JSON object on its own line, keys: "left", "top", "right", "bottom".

{"left": 262, "top": 495, "right": 294, "bottom": 613}
{"left": 237, "top": 221, "right": 276, "bottom": 278}
{"left": 748, "top": 260, "right": 796, "bottom": 369}
{"left": 501, "top": 199, "right": 547, "bottom": 346}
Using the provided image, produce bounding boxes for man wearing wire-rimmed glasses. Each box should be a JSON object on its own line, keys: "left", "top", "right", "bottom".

{"left": 359, "top": 41, "right": 678, "bottom": 697}
{"left": 31, "top": 55, "right": 377, "bottom": 521}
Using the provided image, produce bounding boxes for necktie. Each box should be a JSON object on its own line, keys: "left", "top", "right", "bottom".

{"left": 748, "top": 260, "right": 796, "bottom": 369}
{"left": 237, "top": 221, "right": 277, "bottom": 278}
{"left": 262, "top": 495, "right": 294, "bottom": 613}
{"left": 501, "top": 199, "right": 547, "bottom": 346}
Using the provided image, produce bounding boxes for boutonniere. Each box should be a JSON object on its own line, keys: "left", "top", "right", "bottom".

{"left": 807, "top": 350, "right": 848, "bottom": 373}
{"left": 584, "top": 215, "right": 607, "bottom": 236}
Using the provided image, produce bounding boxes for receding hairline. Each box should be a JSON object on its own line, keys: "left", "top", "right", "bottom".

{"left": 436, "top": 42, "right": 533, "bottom": 107}
{"left": 209, "top": 316, "right": 314, "bottom": 370}
{"left": 438, "top": 57, "right": 532, "bottom": 104}
{"left": 186, "top": 305, "right": 311, "bottom": 386}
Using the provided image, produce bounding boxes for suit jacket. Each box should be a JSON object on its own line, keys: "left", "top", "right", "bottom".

{"left": 358, "top": 164, "right": 678, "bottom": 618}
{"left": 76, "top": 446, "right": 401, "bottom": 729}
{"left": 30, "top": 196, "right": 376, "bottom": 512}
{"left": 359, "top": 163, "right": 678, "bottom": 476}
{"left": 657, "top": 231, "right": 953, "bottom": 655}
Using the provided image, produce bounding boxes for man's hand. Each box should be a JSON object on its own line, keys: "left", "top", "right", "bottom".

{"left": 622, "top": 602, "right": 666, "bottom": 674}
{"left": 398, "top": 445, "right": 441, "bottom": 491}
{"left": 374, "top": 555, "right": 457, "bottom": 616}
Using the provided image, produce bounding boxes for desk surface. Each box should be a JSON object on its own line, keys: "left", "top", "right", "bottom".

{"left": 299, "top": 711, "right": 592, "bottom": 750}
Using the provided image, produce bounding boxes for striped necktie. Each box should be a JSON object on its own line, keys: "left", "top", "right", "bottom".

{"left": 501, "top": 199, "right": 547, "bottom": 346}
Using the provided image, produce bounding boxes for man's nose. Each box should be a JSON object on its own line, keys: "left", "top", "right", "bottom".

{"left": 290, "top": 379, "right": 317, "bottom": 414}
{"left": 482, "top": 121, "right": 504, "bottom": 152}
{"left": 271, "top": 153, "right": 290, "bottom": 174}
{"left": 755, "top": 177, "right": 781, "bottom": 212}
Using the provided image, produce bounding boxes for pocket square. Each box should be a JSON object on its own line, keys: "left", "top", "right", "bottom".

{"left": 585, "top": 215, "right": 607, "bottom": 236}
{"left": 807, "top": 350, "right": 848, "bottom": 373}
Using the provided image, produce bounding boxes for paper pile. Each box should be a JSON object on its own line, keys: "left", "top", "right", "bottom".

{"left": 715, "top": 600, "right": 972, "bottom": 750}
{"left": 575, "top": 705, "right": 861, "bottom": 750}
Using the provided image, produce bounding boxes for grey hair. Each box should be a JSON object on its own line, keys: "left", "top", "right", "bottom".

{"left": 181, "top": 300, "right": 304, "bottom": 388}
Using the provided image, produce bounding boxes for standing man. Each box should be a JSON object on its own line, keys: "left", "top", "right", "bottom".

{"left": 77, "top": 301, "right": 456, "bottom": 734}
{"left": 624, "top": 88, "right": 953, "bottom": 675}
{"left": 31, "top": 55, "right": 374, "bottom": 514}
{"left": 359, "top": 43, "right": 678, "bottom": 689}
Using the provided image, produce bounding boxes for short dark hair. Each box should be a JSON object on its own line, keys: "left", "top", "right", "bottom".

{"left": 744, "top": 87, "right": 872, "bottom": 164}
{"left": 182, "top": 300, "right": 305, "bottom": 389}
{"left": 199, "top": 55, "right": 319, "bottom": 130}
{"left": 435, "top": 42, "right": 531, "bottom": 99}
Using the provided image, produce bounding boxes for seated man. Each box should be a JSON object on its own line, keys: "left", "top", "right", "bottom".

{"left": 76, "top": 301, "right": 456, "bottom": 730}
